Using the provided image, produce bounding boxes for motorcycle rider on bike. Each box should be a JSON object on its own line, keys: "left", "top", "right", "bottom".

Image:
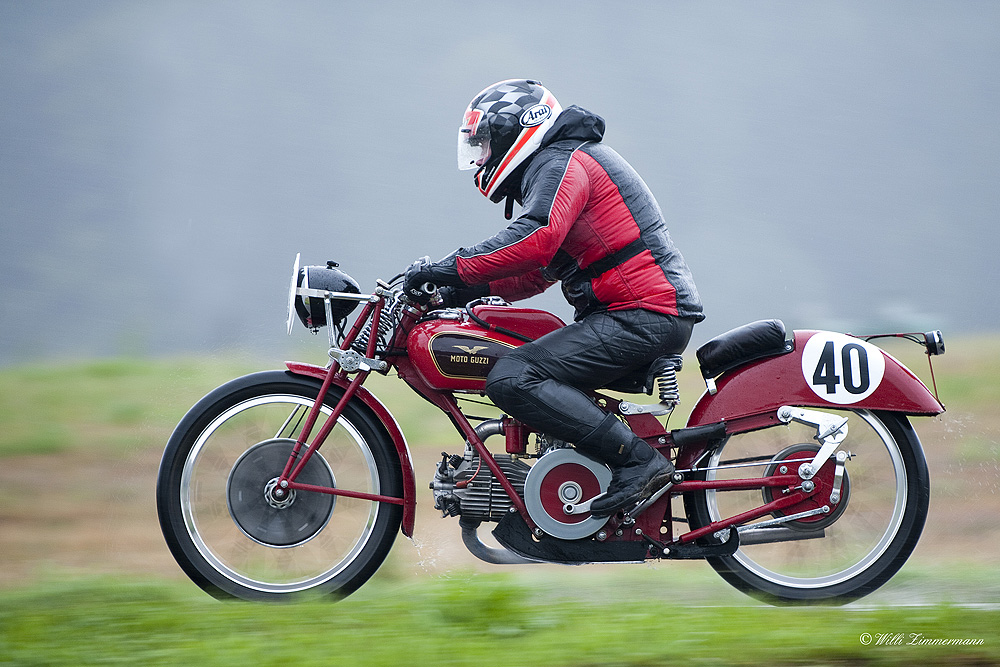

{"left": 404, "top": 79, "right": 705, "bottom": 517}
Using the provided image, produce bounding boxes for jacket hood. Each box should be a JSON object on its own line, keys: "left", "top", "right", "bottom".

{"left": 540, "top": 105, "right": 605, "bottom": 147}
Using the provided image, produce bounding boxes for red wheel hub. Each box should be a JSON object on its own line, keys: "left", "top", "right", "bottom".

{"left": 538, "top": 462, "right": 604, "bottom": 525}
{"left": 763, "top": 444, "right": 850, "bottom": 528}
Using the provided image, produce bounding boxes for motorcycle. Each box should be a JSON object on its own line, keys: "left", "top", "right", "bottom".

{"left": 156, "top": 254, "right": 946, "bottom": 605}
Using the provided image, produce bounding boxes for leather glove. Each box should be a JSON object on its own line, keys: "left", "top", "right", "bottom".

{"left": 439, "top": 284, "right": 490, "bottom": 308}
{"left": 403, "top": 256, "right": 464, "bottom": 305}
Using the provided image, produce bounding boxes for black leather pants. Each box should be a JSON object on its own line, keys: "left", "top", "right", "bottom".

{"left": 485, "top": 309, "right": 696, "bottom": 459}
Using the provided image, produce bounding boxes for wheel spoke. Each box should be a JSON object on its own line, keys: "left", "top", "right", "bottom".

{"left": 686, "top": 409, "right": 927, "bottom": 601}
{"left": 180, "top": 394, "right": 380, "bottom": 592}
{"left": 274, "top": 404, "right": 308, "bottom": 440}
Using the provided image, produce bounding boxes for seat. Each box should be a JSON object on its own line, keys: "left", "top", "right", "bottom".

{"left": 696, "top": 319, "right": 793, "bottom": 381}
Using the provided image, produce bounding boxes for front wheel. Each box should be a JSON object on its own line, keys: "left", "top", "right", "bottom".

{"left": 156, "top": 371, "right": 403, "bottom": 601}
{"left": 684, "top": 410, "right": 929, "bottom": 605}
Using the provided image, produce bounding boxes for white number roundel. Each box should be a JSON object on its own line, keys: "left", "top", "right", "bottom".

{"left": 800, "top": 332, "right": 885, "bottom": 404}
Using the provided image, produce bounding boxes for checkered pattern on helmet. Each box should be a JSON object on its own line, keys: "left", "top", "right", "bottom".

{"left": 490, "top": 114, "right": 520, "bottom": 139}
{"left": 473, "top": 81, "right": 544, "bottom": 119}
{"left": 464, "top": 79, "right": 557, "bottom": 201}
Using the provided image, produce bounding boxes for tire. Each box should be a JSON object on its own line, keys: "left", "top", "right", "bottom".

{"left": 683, "top": 410, "right": 929, "bottom": 605}
{"left": 156, "top": 371, "right": 403, "bottom": 601}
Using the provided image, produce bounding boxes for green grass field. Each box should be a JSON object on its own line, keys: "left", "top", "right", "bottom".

{"left": 2, "top": 574, "right": 998, "bottom": 666}
{"left": 0, "top": 337, "right": 998, "bottom": 665}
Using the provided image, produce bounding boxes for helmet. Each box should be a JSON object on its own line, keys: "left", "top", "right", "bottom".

{"left": 293, "top": 263, "right": 361, "bottom": 330}
{"left": 458, "top": 79, "right": 562, "bottom": 202}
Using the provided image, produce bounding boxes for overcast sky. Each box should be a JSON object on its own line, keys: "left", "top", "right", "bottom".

{"left": 2, "top": 1, "right": 998, "bottom": 364}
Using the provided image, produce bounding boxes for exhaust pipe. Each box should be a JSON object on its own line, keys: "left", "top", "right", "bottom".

{"left": 738, "top": 526, "right": 826, "bottom": 545}
{"left": 460, "top": 519, "right": 538, "bottom": 565}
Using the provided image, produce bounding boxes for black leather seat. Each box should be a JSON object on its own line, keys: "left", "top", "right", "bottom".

{"left": 696, "top": 319, "right": 793, "bottom": 380}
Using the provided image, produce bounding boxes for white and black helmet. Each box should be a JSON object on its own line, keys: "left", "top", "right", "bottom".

{"left": 458, "top": 79, "right": 562, "bottom": 203}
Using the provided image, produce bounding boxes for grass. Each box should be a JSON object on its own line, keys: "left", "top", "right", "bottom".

{"left": 0, "top": 337, "right": 997, "bottom": 665}
{"left": 1, "top": 574, "right": 998, "bottom": 666}
{"left": 0, "top": 357, "right": 259, "bottom": 457}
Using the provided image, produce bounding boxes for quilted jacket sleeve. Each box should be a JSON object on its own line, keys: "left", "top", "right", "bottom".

{"left": 454, "top": 150, "right": 589, "bottom": 286}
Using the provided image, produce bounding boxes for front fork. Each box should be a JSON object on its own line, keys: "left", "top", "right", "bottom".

{"left": 272, "top": 295, "right": 407, "bottom": 510}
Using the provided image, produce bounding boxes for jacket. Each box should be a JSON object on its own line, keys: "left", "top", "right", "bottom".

{"left": 449, "top": 105, "right": 704, "bottom": 323}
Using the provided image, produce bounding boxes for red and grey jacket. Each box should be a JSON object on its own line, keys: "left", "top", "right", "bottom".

{"left": 447, "top": 105, "right": 704, "bottom": 323}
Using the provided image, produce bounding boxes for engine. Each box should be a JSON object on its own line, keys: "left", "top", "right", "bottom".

{"left": 430, "top": 448, "right": 530, "bottom": 523}
{"left": 429, "top": 420, "right": 613, "bottom": 541}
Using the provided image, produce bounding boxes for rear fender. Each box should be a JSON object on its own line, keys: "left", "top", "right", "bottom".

{"left": 688, "top": 330, "right": 945, "bottom": 428}
{"left": 285, "top": 362, "right": 417, "bottom": 538}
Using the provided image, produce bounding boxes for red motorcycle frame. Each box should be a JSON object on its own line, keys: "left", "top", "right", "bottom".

{"left": 157, "top": 260, "right": 945, "bottom": 604}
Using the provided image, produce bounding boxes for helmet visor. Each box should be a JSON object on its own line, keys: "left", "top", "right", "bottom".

{"left": 457, "top": 108, "right": 491, "bottom": 171}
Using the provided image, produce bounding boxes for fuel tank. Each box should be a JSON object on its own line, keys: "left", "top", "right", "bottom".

{"left": 406, "top": 305, "right": 565, "bottom": 392}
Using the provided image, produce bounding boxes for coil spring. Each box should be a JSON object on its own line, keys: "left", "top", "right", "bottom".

{"left": 652, "top": 354, "right": 683, "bottom": 407}
{"left": 352, "top": 296, "right": 400, "bottom": 354}
{"left": 656, "top": 367, "right": 680, "bottom": 407}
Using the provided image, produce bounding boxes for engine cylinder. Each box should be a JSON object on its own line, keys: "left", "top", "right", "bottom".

{"left": 431, "top": 452, "right": 530, "bottom": 522}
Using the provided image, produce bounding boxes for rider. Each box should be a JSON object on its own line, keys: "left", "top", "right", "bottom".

{"left": 404, "top": 79, "right": 705, "bottom": 517}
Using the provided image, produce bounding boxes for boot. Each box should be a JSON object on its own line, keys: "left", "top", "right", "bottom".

{"left": 575, "top": 415, "right": 675, "bottom": 518}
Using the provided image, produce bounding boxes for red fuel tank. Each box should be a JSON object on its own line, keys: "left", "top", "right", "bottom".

{"left": 406, "top": 305, "right": 565, "bottom": 392}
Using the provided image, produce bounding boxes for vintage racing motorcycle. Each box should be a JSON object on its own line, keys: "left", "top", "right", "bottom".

{"left": 156, "top": 255, "right": 946, "bottom": 605}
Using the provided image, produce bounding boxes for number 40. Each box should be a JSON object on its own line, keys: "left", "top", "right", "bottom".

{"left": 812, "top": 340, "right": 871, "bottom": 395}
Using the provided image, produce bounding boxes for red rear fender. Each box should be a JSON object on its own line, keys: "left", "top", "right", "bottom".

{"left": 688, "top": 330, "right": 945, "bottom": 427}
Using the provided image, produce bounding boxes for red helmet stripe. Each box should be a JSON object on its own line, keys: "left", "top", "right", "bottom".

{"left": 481, "top": 91, "right": 556, "bottom": 196}
{"left": 462, "top": 108, "right": 484, "bottom": 135}
{"left": 482, "top": 124, "right": 541, "bottom": 192}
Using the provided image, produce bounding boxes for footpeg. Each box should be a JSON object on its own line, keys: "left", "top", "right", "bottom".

{"left": 662, "top": 527, "right": 740, "bottom": 560}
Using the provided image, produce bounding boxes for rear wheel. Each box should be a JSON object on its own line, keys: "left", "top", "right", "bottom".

{"left": 684, "top": 410, "right": 929, "bottom": 604}
{"left": 156, "top": 371, "right": 402, "bottom": 601}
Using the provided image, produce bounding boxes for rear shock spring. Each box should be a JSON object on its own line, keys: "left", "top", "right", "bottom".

{"left": 652, "top": 355, "right": 683, "bottom": 408}
{"left": 656, "top": 368, "right": 680, "bottom": 407}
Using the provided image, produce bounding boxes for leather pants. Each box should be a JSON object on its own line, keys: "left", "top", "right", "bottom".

{"left": 485, "top": 309, "right": 696, "bottom": 460}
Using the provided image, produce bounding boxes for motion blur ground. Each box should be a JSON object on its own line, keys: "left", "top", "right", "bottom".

{"left": 0, "top": 338, "right": 996, "bottom": 603}
{"left": 0, "top": 343, "right": 998, "bottom": 664}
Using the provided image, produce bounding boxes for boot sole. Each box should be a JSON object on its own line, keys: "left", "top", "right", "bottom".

{"left": 639, "top": 468, "right": 674, "bottom": 499}
{"left": 590, "top": 462, "right": 675, "bottom": 518}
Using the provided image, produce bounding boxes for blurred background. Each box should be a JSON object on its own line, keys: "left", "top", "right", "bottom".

{"left": 1, "top": 3, "right": 999, "bottom": 660}
{"left": 2, "top": 0, "right": 998, "bottom": 365}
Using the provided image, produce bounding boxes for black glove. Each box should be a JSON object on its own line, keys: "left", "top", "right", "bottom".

{"left": 403, "top": 256, "right": 464, "bottom": 305}
{"left": 439, "top": 283, "right": 490, "bottom": 308}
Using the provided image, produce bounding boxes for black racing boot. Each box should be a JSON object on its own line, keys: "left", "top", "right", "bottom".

{"left": 574, "top": 415, "right": 675, "bottom": 518}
